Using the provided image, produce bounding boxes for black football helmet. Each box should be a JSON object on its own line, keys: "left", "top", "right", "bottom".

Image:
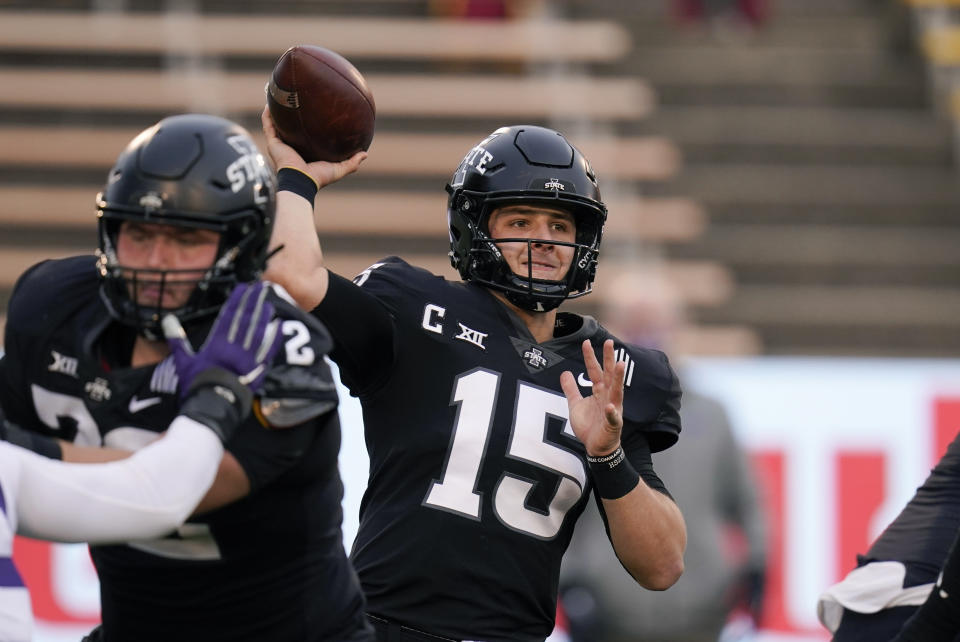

{"left": 446, "top": 125, "right": 607, "bottom": 312}
{"left": 96, "top": 114, "right": 276, "bottom": 338}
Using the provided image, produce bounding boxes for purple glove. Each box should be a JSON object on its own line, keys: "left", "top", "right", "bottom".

{"left": 161, "top": 282, "right": 283, "bottom": 441}
{"left": 163, "top": 281, "right": 282, "bottom": 397}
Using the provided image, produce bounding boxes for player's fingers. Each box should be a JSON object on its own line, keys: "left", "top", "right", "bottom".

{"left": 604, "top": 403, "right": 623, "bottom": 429}
{"left": 602, "top": 339, "right": 617, "bottom": 381}
{"left": 311, "top": 151, "right": 368, "bottom": 187}
{"left": 224, "top": 282, "right": 255, "bottom": 345}
{"left": 242, "top": 283, "right": 272, "bottom": 350}
{"left": 205, "top": 281, "right": 246, "bottom": 346}
{"left": 343, "top": 151, "right": 368, "bottom": 175}
{"left": 257, "top": 318, "right": 283, "bottom": 366}
{"left": 261, "top": 105, "right": 311, "bottom": 173}
{"left": 161, "top": 314, "right": 195, "bottom": 357}
{"left": 240, "top": 314, "right": 281, "bottom": 392}
{"left": 261, "top": 105, "right": 275, "bottom": 137}
{"left": 610, "top": 360, "right": 627, "bottom": 407}
{"left": 559, "top": 371, "right": 583, "bottom": 405}
{"left": 337, "top": 151, "right": 368, "bottom": 180}
{"left": 581, "top": 340, "right": 604, "bottom": 384}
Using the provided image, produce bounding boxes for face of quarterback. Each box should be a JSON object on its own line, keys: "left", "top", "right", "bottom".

{"left": 115, "top": 221, "right": 220, "bottom": 309}
{"left": 487, "top": 204, "right": 577, "bottom": 282}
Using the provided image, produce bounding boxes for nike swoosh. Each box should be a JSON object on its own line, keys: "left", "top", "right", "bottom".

{"left": 577, "top": 373, "right": 593, "bottom": 387}
{"left": 129, "top": 395, "right": 162, "bottom": 413}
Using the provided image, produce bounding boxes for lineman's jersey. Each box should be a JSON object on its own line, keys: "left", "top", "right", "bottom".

{"left": 0, "top": 256, "right": 372, "bottom": 642}
{"left": 318, "top": 257, "right": 681, "bottom": 642}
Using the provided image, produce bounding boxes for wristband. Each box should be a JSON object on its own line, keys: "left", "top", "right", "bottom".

{"left": 180, "top": 367, "right": 252, "bottom": 443}
{"left": 587, "top": 446, "right": 640, "bottom": 500}
{"left": 278, "top": 166, "right": 318, "bottom": 203}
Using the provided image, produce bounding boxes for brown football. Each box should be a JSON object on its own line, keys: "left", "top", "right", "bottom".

{"left": 266, "top": 45, "right": 376, "bottom": 163}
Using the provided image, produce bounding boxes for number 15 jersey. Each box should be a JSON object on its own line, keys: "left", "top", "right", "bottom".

{"left": 316, "top": 257, "right": 682, "bottom": 642}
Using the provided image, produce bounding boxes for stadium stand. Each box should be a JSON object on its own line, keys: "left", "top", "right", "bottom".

{"left": 562, "top": 0, "right": 960, "bottom": 356}
{"left": 0, "top": 0, "right": 757, "bottom": 355}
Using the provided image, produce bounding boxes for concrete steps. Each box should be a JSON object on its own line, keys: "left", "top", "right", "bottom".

{"left": 585, "top": 0, "right": 960, "bottom": 355}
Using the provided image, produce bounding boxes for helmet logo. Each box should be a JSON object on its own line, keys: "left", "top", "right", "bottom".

{"left": 139, "top": 192, "right": 164, "bottom": 212}
{"left": 578, "top": 250, "right": 594, "bottom": 269}
{"left": 544, "top": 178, "right": 565, "bottom": 191}
{"left": 226, "top": 135, "right": 272, "bottom": 204}
{"left": 451, "top": 144, "right": 495, "bottom": 187}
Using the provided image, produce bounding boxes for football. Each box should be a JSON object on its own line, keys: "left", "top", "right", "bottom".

{"left": 266, "top": 45, "right": 376, "bottom": 163}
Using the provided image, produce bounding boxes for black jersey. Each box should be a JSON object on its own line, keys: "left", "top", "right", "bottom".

{"left": 0, "top": 256, "right": 373, "bottom": 642}
{"left": 863, "top": 429, "right": 960, "bottom": 587}
{"left": 316, "top": 257, "right": 681, "bottom": 642}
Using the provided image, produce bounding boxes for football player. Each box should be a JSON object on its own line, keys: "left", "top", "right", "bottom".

{"left": 0, "top": 115, "right": 374, "bottom": 641}
{"left": 0, "top": 280, "right": 279, "bottom": 642}
{"left": 262, "top": 109, "right": 687, "bottom": 642}
{"left": 818, "top": 429, "right": 960, "bottom": 642}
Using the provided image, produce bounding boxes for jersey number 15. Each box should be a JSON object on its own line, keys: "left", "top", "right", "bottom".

{"left": 424, "top": 368, "right": 588, "bottom": 540}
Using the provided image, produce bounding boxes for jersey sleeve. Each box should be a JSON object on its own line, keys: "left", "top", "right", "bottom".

{"left": 311, "top": 269, "right": 396, "bottom": 398}
{"left": 11, "top": 417, "right": 222, "bottom": 543}
{"left": 257, "top": 289, "right": 338, "bottom": 426}
{"left": 0, "top": 257, "right": 98, "bottom": 432}
{"left": 0, "top": 261, "right": 47, "bottom": 427}
{"left": 349, "top": 257, "right": 440, "bottom": 316}
{"left": 620, "top": 345, "right": 682, "bottom": 454}
{"left": 312, "top": 257, "right": 439, "bottom": 398}
{"left": 0, "top": 332, "right": 33, "bottom": 430}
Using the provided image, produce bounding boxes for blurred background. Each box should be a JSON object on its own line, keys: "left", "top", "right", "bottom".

{"left": 2, "top": 0, "right": 960, "bottom": 640}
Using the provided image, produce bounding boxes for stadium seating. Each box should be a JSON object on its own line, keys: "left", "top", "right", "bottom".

{"left": 0, "top": 1, "right": 758, "bottom": 355}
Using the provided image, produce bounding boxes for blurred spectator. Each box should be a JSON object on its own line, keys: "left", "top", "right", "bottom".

{"left": 425, "top": 0, "right": 550, "bottom": 73}
{"left": 561, "top": 270, "right": 768, "bottom": 642}
{"left": 428, "top": 0, "right": 547, "bottom": 20}
{"left": 672, "top": 0, "right": 770, "bottom": 36}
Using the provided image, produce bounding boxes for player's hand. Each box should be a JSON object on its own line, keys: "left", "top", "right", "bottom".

{"left": 560, "top": 339, "right": 626, "bottom": 458}
{"left": 261, "top": 106, "right": 366, "bottom": 189}
{"left": 164, "top": 281, "right": 282, "bottom": 396}
{"left": 162, "top": 281, "right": 283, "bottom": 441}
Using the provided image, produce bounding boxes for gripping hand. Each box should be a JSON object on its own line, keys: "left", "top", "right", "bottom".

{"left": 162, "top": 281, "right": 283, "bottom": 441}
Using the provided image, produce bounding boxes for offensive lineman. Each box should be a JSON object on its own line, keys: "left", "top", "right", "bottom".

{"left": 0, "top": 281, "right": 279, "bottom": 641}
{"left": 0, "top": 114, "right": 373, "bottom": 641}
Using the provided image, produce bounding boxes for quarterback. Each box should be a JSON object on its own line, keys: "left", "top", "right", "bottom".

{"left": 264, "top": 111, "right": 687, "bottom": 642}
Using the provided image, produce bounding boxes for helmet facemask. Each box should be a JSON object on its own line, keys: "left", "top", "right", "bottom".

{"left": 97, "top": 209, "right": 265, "bottom": 339}
{"left": 96, "top": 114, "right": 276, "bottom": 339}
{"left": 447, "top": 125, "right": 607, "bottom": 313}
{"left": 452, "top": 193, "right": 604, "bottom": 312}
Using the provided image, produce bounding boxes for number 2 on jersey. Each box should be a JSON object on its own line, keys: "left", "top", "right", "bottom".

{"left": 424, "top": 368, "right": 588, "bottom": 540}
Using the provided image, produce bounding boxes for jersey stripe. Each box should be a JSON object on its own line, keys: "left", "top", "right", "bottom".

{"left": 0, "top": 558, "right": 24, "bottom": 588}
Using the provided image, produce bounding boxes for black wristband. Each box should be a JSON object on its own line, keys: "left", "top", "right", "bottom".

{"left": 587, "top": 446, "right": 640, "bottom": 500}
{"left": 1, "top": 420, "right": 62, "bottom": 460}
{"left": 277, "top": 167, "right": 318, "bottom": 203}
{"left": 180, "top": 368, "right": 252, "bottom": 443}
